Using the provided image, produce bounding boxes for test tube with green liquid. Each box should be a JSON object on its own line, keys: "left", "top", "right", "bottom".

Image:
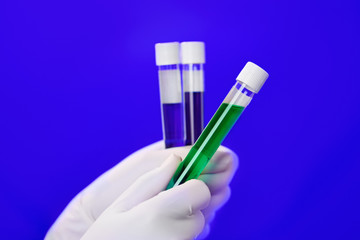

{"left": 166, "top": 62, "right": 269, "bottom": 189}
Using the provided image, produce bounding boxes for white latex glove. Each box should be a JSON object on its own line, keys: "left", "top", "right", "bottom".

{"left": 45, "top": 141, "right": 238, "bottom": 239}
{"left": 81, "top": 154, "right": 211, "bottom": 240}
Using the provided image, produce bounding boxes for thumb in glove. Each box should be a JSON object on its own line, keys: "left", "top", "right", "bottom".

{"left": 81, "top": 154, "right": 211, "bottom": 240}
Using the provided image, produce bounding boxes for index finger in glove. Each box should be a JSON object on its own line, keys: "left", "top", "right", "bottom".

{"left": 110, "top": 154, "right": 181, "bottom": 213}
{"left": 158, "top": 145, "right": 238, "bottom": 176}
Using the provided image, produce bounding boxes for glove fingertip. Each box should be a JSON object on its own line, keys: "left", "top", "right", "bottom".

{"left": 160, "top": 154, "right": 182, "bottom": 170}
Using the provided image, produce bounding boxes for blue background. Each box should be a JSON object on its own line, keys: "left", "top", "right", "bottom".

{"left": 1, "top": 0, "right": 359, "bottom": 239}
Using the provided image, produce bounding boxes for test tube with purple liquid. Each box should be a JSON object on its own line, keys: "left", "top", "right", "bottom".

{"left": 181, "top": 42, "right": 205, "bottom": 145}
{"left": 155, "top": 42, "right": 185, "bottom": 148}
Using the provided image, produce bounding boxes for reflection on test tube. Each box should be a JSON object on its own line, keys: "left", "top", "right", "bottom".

{"left": 167, "top": 62, "right": 269, "bottom": 189}
{"left": 181, "top": 42, "right": 205, "bottom": 146}
{"left": 155, "top": 42, "right": 185, "bottom": 148}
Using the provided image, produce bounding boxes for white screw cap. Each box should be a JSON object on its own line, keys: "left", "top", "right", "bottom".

{"left": 236, "top": 62, "right": 269, "bottom": 93}
{"left": 180, "top": 41, "right": 205, "bottom": 64}
{"left": 155, "top": 42, "right": 180, "bottom": 66}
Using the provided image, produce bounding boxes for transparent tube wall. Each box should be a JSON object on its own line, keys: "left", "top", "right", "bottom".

{"left": 167, "top": 81, "right": 254, "bottom": 188}
{"left": 183, "top": 63, "right": 204, "bottom": 145}
{"left": 158, "top": 64, "right": 185, "bottom": 148}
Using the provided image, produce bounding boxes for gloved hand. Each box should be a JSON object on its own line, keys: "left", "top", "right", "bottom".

{"left": 45, "top": 141, "right": 238, "bottom": 239}
{"left": 81, "top": 154, "right": 211, "bottom": 240}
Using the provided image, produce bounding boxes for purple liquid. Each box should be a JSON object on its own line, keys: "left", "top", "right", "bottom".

{"left": 184, "top": 92, "right": 204, "bottom": 145}
{"left": 162, "top": 103, "right": 184, "bottom": 148}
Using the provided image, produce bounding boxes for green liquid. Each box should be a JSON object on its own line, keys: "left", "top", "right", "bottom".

{"left": 166, "top": 103, "right": 245, "bottom": 189}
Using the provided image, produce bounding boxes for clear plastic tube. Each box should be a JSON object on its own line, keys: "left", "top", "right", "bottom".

{"left": 166, "top": 62, "right": 268, "bottom": 189}
{"left": 182, "top": 63, "right": 204, "bottom": 145}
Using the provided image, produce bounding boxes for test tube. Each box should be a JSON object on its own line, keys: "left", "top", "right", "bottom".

{"left": 181, "top": 42, "right": 205, "bottom": 145}
{"left": 167, "top": 62, "right": 269, "bottom": 189}
{"left": 155, "top": 42, "right": 185, "bottom": 148}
